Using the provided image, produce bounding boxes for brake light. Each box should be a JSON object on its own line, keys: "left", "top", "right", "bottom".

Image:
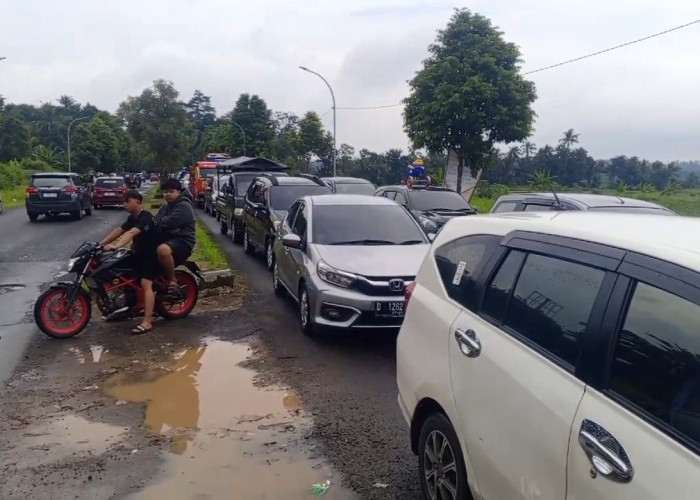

{"left": 26, "top": 186, "right": 37, "bottom": 194}
{"left": 405, "top": 281, "right": 417, "bottom": 307}
{"left": 63, "top": 185, "right": 77, "bottom": 193}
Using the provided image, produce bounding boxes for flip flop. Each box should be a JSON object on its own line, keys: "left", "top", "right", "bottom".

{"left": 131, "top": 324, "right": 153, "bottom": 335}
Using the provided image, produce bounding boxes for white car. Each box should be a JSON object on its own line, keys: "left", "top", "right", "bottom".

{"left": 397, "top": 211, "right": 700, "bottom": 499}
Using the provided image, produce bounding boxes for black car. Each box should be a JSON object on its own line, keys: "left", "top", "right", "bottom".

{"left": 243, "top": 174, "right": 332, "bottom": 270}
{"left": 322, "top": 176, "right": 376, "bottom": 195}
{"left": 26, "top": 172, "right": 93, "bottom": 222}
{"left": 374, "top": 185, "right": 477, "bottom": 234}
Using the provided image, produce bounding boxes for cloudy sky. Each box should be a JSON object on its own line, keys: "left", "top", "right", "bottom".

{"left": 1, "top": 1, "right": 700, "bottom": 161}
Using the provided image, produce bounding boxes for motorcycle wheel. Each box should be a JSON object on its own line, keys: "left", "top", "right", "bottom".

{"left": 34, "top": 285, "right": 92, "bottom": 338}
{"left": 156, "top": 270, "right": 199, "bottom": 319}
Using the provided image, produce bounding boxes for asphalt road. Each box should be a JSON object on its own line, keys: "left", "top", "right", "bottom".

{"left": 197, "top": 210, "right": 421, "bottom": 499}
{"left": 0, "top": 198, "right": 135, "bottom": 384}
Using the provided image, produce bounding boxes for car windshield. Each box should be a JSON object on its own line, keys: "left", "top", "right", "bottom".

{"left": 587, "top": 206, "right": 675, "bottom": 215}
{"left": 235, "top": 174, "right": 259, "bottom": 196}
{"left": 270, "top": 185, "right": 331, "bottom": 211}
{"left": 313, "top": 205, "right": 427, "bottom": 245}
{"left": 200, "top": 169, "right": 217, "bottom": 178}
{"left": 334, "top": 183, "right": 375, "bottom": 195}
{"left": 408, "top": 190, "right": 470, "bottom": 211}
{"left": 95, "top": 178, "right": 124, "bottom": 187}
{"left": 31, "top": 176, "right": 70, "bottom": 188}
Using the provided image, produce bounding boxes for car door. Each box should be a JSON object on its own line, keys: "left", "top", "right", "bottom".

{"left": 277, "top": 202, "right": 301, "bottom": 290}
{"left": 449, "top": 244, "right": 612, "bottom": 499}
{"left": 568, "top": 258, "right": 700, "bottom": 499}
{"left": 285, "top": 201, "right": 310, "bottom": 297}
{"left": 244, "top": 180, "right": 263, "bottom": 245}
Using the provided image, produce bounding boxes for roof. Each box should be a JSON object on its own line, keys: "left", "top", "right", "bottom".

{"left": 309, "top": 194, "right": 397, "bottom": 206}
{"left": 380, "top": 184, "right": 455, "bottom": 192}
{"left": 322, "top": 177, "right": 373, "bottom": 184}
{"left": 95, "top": 176, "right": 124, "bottom": 180}
{"left": 31, "top": 172, "right": 78, "bottom": 177}
{"left": 273, "top": 176, "right": 329, "bottom": 186}
{"left": 495, "top": 192, "right": 670, "bottom": 210}
{"left": 218, "top": 156, "right": 289, "bottom": 170}
{"left": 443, "top": 212, "right": 700, "bottom": 273}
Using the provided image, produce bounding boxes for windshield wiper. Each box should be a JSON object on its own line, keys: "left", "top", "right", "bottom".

{"left": 330, "top": 239, "right": 397, "bottom": 245}
{"left": 400, "top": 239, "right": 425, "bottom": 245}
{"left": 429, "top": 207, "right": 469, "bottom": 212}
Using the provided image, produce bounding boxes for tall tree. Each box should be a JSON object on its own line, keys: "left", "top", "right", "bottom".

{"left": 71, "top": 115, "right": 120, "bottom": 173}
{"left": 226, "top": 94, "right": 275, "bottom": 157}
{"left": 404, "top": 8, "right": 536, "bottom": 192}
{"left": 185, "top": 90, "right": 216, "bottom": 131}
{"left": 117, "top": 79, "right": 196, "bottom": 171}
{"left": 297, "top": 111, "right": 333, "bottom": 170}
{"left": 0, "top": 99, "right": 31, "bottom": 161}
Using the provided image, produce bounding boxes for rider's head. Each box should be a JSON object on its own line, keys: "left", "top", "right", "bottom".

{"left": 161, "top": 178, "right": 182, "bottom": 204}
{"left": 123, "top": 190, "right": 143, "bottom": 214}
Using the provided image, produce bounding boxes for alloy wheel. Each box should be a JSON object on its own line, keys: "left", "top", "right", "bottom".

{"left": 423, "top": 430, "right": 459, "bottom": 500}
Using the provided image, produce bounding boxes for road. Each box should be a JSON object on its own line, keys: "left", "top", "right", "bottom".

{"left": 197, "top": 210, "right": 421, "bottom": 499}
{"left": 0, "top": 204, "right": 128, "bottom": 384}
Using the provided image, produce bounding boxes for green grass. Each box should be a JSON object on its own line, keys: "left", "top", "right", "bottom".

{"left": 191, "top": 221, "right": 229, "bottom": 271}
{"left": 0, "top": 186, "right": 27, "bottom": 209}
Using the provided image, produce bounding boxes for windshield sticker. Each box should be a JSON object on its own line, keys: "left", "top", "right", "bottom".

{"left": 452, "top": 261, "right": 467, "bottom": 285}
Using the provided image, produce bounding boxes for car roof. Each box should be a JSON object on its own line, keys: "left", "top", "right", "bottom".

{"left": 32, "top": 172, "right": 77, "bottom": 177}
{"left": 271, "top": 176, "right": 327, "bottom": 186}
{"left": 96, "top": 176, "right": 124, "bottom": 180}
{"left": 322, "top": 177, "right": 373, "bottom": 184}
{"left": 495, "top": 192, "right": 668, "bottom": 210}
{"left": 441, "top": 212, "right": 700, "bottom": 273}
{"left": 308, "top": 194, "right": 397, "bottom": 206}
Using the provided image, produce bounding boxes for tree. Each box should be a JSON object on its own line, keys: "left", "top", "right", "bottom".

{"left": 404, "top": 8, "right": 536, "bottom": 192}
{"left": 226, "top": 94, "right": 275, "bottom": 157}
{"left": 297, "top": 111, "right": 333, "bottom": 170}
{"left": 185, "top": 90, "right": 216, "bottom": 131}
{"left": 117, "top": 79, "right": 196, "bottom": 171}
{"left": 559, "top": 129, "right": 580, "bottom": 150}
{"left": 70, "top": 114, "right": 124, "bottom": 173}
{"left": 0, "top": 103, "right": 30, "bottom": 161}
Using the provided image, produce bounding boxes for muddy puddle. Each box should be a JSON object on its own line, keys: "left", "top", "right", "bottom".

{"left": 101, "top": 340, "right": 356, "bottom": 499}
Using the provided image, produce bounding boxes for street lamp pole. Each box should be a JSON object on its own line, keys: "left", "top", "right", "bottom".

{"left": 231, "top": 120, "right": 246, "bottom": 156}
{"left": 67, "top": 116, "right": 88, "bottom": 173}
{"left": 299, "top": 66, "right": 336, "bottom": 176}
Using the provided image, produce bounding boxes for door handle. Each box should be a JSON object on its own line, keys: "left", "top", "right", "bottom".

{"left": 454, "top": 329, "right": 481, "bottom": 358}
{"left": 578, "top": 419, "right": 634, "bottom": 483}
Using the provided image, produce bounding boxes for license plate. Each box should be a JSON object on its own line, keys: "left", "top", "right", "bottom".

{"left": 374, "top": 301, "right": 404, "bottom": 317}
{"left": 42, "top": 193, "right": 58, "bottom": 198}
{"left": 105, "top": 191, "right": 116, "bottom": 196}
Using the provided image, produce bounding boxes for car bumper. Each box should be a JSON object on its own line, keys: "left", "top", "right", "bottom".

{"left": 93, "top": 196, "right": 123, "bottom": 206}
{"left": 307, "top": 276, "right": 405, "bottom": 329}
{"left": 26, "top": 200, "right": 81, "bottom": 214}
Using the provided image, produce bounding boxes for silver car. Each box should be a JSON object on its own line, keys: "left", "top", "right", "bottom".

{"left": 272, "top": 194, "right": 430, "bottom": 335}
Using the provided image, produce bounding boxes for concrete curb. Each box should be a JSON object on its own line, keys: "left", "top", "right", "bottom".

{"left": 199, "top": 269, "right": 236, "bottom": 291}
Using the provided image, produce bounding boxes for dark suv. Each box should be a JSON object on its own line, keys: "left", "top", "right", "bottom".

{"left": 374, "top": 185, "right": 477, "bottom": 234}
{"left": 26, "top": 173, "right": 93, "bottom": 222}
{"left": 243, "top": 174, "right": 332, "bottom": 270}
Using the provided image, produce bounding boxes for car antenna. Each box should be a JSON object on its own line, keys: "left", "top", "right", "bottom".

{"left": 550, "top": 186, "right": 565, "bottom": 210}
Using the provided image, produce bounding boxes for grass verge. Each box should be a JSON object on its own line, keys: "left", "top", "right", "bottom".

{"left": 0, "top": 186, "right": 27, "bottom": 210}
{"left": 192, "top": 221, "right": 229, "bottom": 271}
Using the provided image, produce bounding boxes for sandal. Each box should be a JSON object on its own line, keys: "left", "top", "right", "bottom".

{"left": 131, "top": 324, "right": 153, "bottom": 335}
{"left": 165, "top": 283, "right": 184, "bottom": 300}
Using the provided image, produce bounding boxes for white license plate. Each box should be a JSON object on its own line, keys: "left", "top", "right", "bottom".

{"left": 374, "top": 301, "right": 405, "bottom": 317}
{"left": 105, "top": 192, "right": 116, "bottom": 196}
{"left": 42, "top": 193, "right": 58, "bottom": 198}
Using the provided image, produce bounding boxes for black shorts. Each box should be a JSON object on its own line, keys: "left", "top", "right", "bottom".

{"left": 135, "top": 252, "right": 159, "bottom": 281}
{"left": 163, "top": 239, "right": 192, "bottom": 266}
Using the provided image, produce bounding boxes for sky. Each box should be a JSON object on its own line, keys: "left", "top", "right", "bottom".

{"left": 1, "top": 1, "right": 700, "bottom": 161}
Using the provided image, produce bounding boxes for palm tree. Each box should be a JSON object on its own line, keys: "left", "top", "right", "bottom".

{"left": 559, "top": 129, "right": 580, "bottom": 150}
{"left": 520, "top": 141, "right": 536, "bottom": 160}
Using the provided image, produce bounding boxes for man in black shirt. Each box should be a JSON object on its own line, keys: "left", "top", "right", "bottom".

{"left": 99, "top": 190, "right": 159, "bottom": 334}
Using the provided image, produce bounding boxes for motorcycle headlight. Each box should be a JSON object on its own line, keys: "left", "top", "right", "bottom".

{"left": 234, "top": 208, "right": 244, "bottom": 217}
{"left": 67, "top": 257, "right": 80, "bottom": 272}
{"left": 317, "top": 261, "right": 357, "bottom": 288}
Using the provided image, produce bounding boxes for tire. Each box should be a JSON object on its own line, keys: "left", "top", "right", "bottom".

{"left": 220, "top": 219, "right": 228, "bottom": 236}
{"left": 418, "top": 414, "right": 472, "bottom": 500}
{"left": 85, "top": 203, "right": 92, "bottom": 216}
{"left": 243, "top": 227, "right": 254, "bottom": 255}
{"left": 73, "top": 208, "right": 83, "bottom": 220}
{"left": 28, "top": 212, "right": 38, "bottom": 222}
{"left": 34, "top": 286, "right": 92, "bottom": 338}
{"left": 94, "top": 205, "right": 101, "bottom": 210}
{"left": 298, "top": 284, "right": 315, "bottom": 336}
{"left": 156, "top": 270, "right": 199, "bottom": 319}
{"left": 233, "top": 229, "right": 243, "bottom": 244}
{"left": 272, "top": 261, "right": 284, "bottom": 296}
{"left": 265, "top": 237, "right": 275, "bottom": 271}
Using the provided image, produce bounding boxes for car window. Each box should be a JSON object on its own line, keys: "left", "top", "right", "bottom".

{"left": 31, "top": 176, "right": 71, "bottom": 188}
{"left": 95, "top": 178, "right": 124, "bottom": 188}
{"left": 434, "top": 235, "right": 501, "bottom": 311}
{"left": 334, "top": 183, "right": 375, "bottom": 195}
{"left": 312, "top": 205, "right": 426, "bottom": 245}
{"left": 408, "top": 190, "right": 470, "bottom": 211}
{"left": 501, "top": 253, "right": 605, "bottom": 368}
{"left": 383, "top": 190, "right": 396, "bottom": 199}
{"left": 394, "top": 191, "right": 408, "bottom": 206}
{"left": 492, "top": 200, "right": 519, "bottom": 213}
{"left": 523, "top": 203, "right": 553, "bottom": 212}
{"left": 291, "top": 202, "right": 308, "bottom": 238}
{"left": 609, "top": 282, "right": 700, "bottom": 446}
{"left": 234, "top": 173, "right": 258, "bottom": 196}
{"left": 269, "top": 185, "right": 331, "bottom": 212}
{"left": 481, "top": 250, "right": 527, "bottom": 320}
{"left": 286, "top": 202, "right": 301, "bottom": 230}
{"left": 247, "top": 181, "right": 264, "bottom": 205}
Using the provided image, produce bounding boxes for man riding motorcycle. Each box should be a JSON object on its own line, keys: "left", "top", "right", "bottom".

{"left": 156, "top": 178, "right": 196, "bottom": 298}
{"left": 98, "top": 190, "right": 159, "bottom": 334}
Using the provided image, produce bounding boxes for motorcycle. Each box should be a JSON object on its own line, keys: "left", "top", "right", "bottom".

{"left": 34, "top": 241, "right": 203, "bottom": 338}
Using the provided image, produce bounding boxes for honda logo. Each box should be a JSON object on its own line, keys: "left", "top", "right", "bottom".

{"left": 388, "top": 279, "right": 405, "bottom": 292}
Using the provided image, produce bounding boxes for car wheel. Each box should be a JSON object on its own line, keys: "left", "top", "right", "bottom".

{"left": 85, "top": 203, "right": 92, "bottom": 216}
{"left": 299, "top": 285, "right": 315, "bottom": 336}
{"left": 94, "top": 204, "right": 100, "bottom": 210}
{"left": 418, "top": 413, "right": 471, "bottom": 500}
{"left": 265, "top": 238, "right": 274, "bottom": 271}
{"left": 28, "top": 212, "right": 38, "bottom": 222}
{"left": 220, "top": 219, "right": 228, "bottom": 236}
{"left": 233, "top": 230, "right": 243, "bottom": 244}
{"left": 243, "top": 228, "right": 254, "bottom": 255}
{"left": 74, "top": 208, "right": 83, "bottom": 220}
{"left": 272, "top": 261, "right": 284, "bottom": 296}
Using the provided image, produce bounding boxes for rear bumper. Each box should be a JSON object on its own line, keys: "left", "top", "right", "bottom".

{"left": 93, "top": 196, "right": 123, "bottom": 206}
{"left": 26, "top": 200, "right": 81, "bottom": 214}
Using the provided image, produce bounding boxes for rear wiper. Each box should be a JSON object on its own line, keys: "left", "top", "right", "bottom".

{"left": 330, "top": 239, "right": 397, "bottom": 245}
{"left": 400, "top": 239, "right": 425, "bottom": 245}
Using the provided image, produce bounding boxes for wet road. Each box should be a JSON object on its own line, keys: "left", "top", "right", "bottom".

{"left": 197, "top": 211, "right": 421, "bottom": 499}
{"left": 0, "top": 203, "right": 129, "bottom": 384}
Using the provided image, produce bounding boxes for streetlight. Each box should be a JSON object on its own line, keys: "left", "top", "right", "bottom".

{"left": 231, "top": 120, "right": 246, "bottom": 156}
{"left": 67, "top": 116, "right": 88, "bottom": 173}
{"left": 299, "top": 66, "right": 336, "bottom": 176}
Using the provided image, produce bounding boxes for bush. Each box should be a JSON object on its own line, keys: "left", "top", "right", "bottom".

{"left": 474, "top": 181, "right": 510, "bottom": 199}
{"left": 0, "top": 158, "right": 53, "bottom": 189}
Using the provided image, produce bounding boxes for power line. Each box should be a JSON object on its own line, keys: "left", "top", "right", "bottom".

{"left": 333, "top": 18, "right": 700, "bottom": 110}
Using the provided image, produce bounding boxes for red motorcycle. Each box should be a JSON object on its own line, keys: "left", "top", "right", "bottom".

{"left": 34, "top": 241, "right": 203, "bottom": 338}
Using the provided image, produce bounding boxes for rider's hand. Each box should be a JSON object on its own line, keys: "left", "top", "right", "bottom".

{"left": 103, "top": 244, "right": 117, "bottom": 251}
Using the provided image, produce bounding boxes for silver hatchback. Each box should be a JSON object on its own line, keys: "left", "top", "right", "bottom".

{"left": 272, "top": 194, "right": 430, "bottom": 335}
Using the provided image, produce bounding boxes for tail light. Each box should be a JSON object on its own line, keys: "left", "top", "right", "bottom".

{"left": 26, "top": 186, "right": 37, "bottom": 194}
{"left": 404, "top": 281, "right": 417, "bottom": 307}
{"left": 63, "top": 185, "right": 77, "bottom": 193}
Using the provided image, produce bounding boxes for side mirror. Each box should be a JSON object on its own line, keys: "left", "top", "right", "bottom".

{"left": 282, "top": 234, "right": 303, "bottom": 250}
{"left": 428, "top": 233, "right": 436, "bottom": 242}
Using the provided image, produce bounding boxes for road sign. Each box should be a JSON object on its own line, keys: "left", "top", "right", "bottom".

{"left": 443, "top": 149, "right": 482, "bottom": 202}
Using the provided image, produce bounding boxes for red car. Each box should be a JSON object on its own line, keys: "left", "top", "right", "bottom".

{"left": 93, "top": 176, "right": 127, "bottom": 209}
